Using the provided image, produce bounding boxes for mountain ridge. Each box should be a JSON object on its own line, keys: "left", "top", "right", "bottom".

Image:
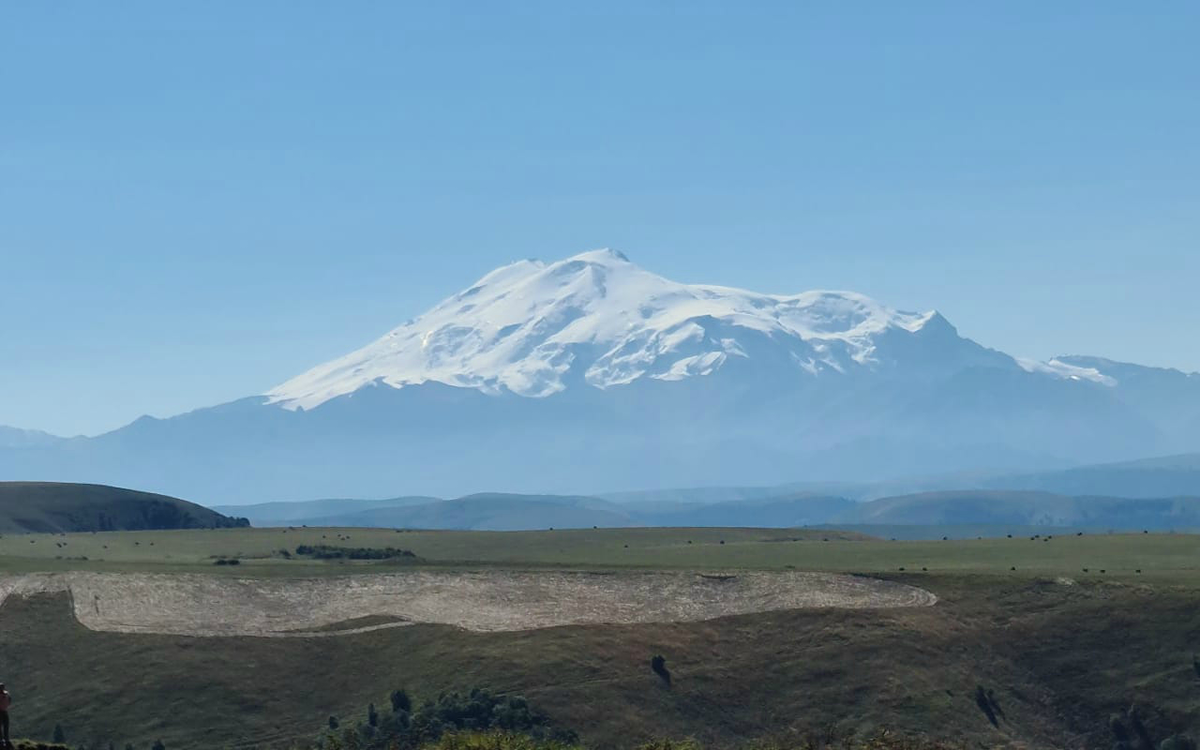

{"left": 209, "top": 486, "right": 1200, "bottom": 535}
{"left": 3, "top": 250, "right": 1199, "bottom": 503}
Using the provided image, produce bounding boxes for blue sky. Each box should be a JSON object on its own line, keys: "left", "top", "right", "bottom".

{"left": 3, "top": 2, "right": 1198, "bottom": 436}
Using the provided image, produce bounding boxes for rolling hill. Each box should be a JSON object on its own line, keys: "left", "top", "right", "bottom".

{"left": 298, "top": 493, "right": 635, "bottom": 531}
{"left": 211, "top": 495, "right": 439, "bottom": 527}
{"left": 844, "top": 490, "right": 1200, "bottom": 529}
{"left": 0, "top": 482, "right": 249, "bottom": 533}
{"left": 210, "top": 487, "right": 1200, "bottom": 534}
{"left": 985, "top": 452, "right": 1200, "bottom": 498}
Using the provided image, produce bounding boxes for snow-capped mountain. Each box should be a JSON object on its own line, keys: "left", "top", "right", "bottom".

{"left": 269, "top": 248, "right": 1010, "bottom": 409}
{"left": 3, "top": 249, "right": 1199, "bottom": 504}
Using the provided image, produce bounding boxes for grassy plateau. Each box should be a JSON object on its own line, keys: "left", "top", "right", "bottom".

{"left": 1, "top": 526, "right": 1199, "bottom": 749}
{"left": 0, "top": 525, "right": 1197, "bottom": 580}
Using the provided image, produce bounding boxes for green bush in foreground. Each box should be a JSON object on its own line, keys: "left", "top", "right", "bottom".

{"left": 315, "top": 688, "right": 574, "bottom": 750}
{"left": 405, "top": 732, "right": 971, "bottom": 750}
{"left": 426, "top": 731, "right": 579, "bottom": 750}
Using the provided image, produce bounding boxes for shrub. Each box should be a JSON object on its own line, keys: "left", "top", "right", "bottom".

{"left": 973, "top": 685, "right": 997, "bottom": 727}
{"left": 1128, "top": 708, "right": 1154, "bottom": 749}
{"left": 1161, "top": 735, "right": 1198, "bottom": 750}
{"left": 426, "top": 731, "right": 579, "bottom": 750}
{"left": 1110, "top": 714, "right": 1131, "bottom": 742}
{"left": 323, "top": 687, "right": 572, "bottom": 750}
{"left": 637, "top": 741, "right": 702, "bottom": 750}
{"left": 651, "top": 654, "right": 672, "bottom": 687}
{"left": 392, "top": 689, "right": 412, "bottom": 713}
{"left": 295, "top": 545, "right": 417, "bottom": 561}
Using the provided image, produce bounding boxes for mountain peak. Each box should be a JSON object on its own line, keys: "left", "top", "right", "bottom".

{"left": 566, "top": 247, "right": 630, "bottom": 264}
{"left": 266, "top": 251, "right": 987, "bottom": 410}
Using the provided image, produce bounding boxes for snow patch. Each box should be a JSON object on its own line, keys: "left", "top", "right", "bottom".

{"left": 1017, "top": 358, "right": 1118, "bottom": 387}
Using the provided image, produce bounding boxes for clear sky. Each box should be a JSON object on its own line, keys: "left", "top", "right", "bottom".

{"left": 3, "top": 2, "right": 1198, "bottom": 436}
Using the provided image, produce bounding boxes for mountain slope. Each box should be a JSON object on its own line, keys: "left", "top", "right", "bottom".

{"left": 211, "top": 496, "right": 439, "bottom": 527}
{"left": 0, "top": 426, "right": 66, "bottom": 448}
{"left": 841, "top": 489, "right": 1200, "bottom": 530}
{"left": 986, "top": 453, "right": 1200, "bottom": 498}
{"left": 301, "top": 494, "right": 635, "bottom": 531}
{"left": 0, "top": 482, "right": 249, "bottom": 533}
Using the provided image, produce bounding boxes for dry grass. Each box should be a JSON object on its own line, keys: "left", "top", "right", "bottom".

{"left": 0, "top": 570, "right": 935, "bottom": 636}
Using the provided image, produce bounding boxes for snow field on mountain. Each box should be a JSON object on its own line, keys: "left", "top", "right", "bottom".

{"left": 267, "top": 249, "right": 944, "bottom": 410}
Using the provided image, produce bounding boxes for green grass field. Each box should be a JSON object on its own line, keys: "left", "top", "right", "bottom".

{"left": 2, "top": 525, "right": 1199, "bottom": 583}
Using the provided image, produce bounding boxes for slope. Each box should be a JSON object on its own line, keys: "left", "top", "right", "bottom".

{"left": 984, "top": 453, "right": 1200, "bottom": 498}
{"left": 300, "top": 493, "right": 635, "bottom": 531}
{"left": 0, "top": 482, "right": 249, "bottom": 534}
{"left": 211, "top": 496, "right": 439, "bottom": 527}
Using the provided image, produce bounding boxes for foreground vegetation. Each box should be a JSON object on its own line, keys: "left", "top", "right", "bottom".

{"left": 2, "top": 527, "right": 1200, "bottom": 748}
{"left": 314, "top": 729, "right": 976, "bottom": 750}
{"left": 3, "top": 570, "right": 1200, "bottom": 748}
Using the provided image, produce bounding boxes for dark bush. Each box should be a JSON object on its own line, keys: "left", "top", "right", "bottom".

{"left": 973, "top": 685, "right": 997, "bottom": 727}
{"left": 1110, "top": 714, "right": 1131, "bottom": 742}
{"left": 322, "top": 687, "right": 572, "bottom": 750}
{"left": 295, "top": 544, "right": 417, "bottom": 561}
{"left": 392, "top": 689, "right": 413, "bottom": 713}
{"left": 1128, "top": 708, "right": 1154, "bottom": 750}
{"left": 651, "top": 654, "right": 671, "bottom": 687}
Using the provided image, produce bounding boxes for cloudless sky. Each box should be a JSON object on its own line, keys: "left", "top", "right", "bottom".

{"left": 3, "top": 2, "right": 1198, "bottom": 436}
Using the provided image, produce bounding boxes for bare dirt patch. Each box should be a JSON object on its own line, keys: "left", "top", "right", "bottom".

{"left": 0, "top": 570, "right": 935, "bottom": 637}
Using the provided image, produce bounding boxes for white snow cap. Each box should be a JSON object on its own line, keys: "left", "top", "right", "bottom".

{"left": 267, "top": 248, "right": 944, "bottom": 410}
{"left": 1016, "top": 357, "right": 1118, "bottom": 386}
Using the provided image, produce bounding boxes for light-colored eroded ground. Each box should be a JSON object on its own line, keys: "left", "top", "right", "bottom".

{"left": 0, "top": 570, "right": 936, "bottom": 637}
